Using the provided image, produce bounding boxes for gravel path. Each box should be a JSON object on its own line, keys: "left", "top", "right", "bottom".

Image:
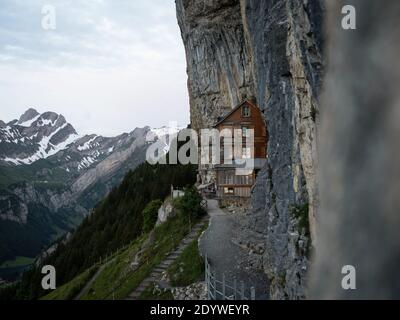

{"left": 199, "top": 199, "right": 269, "bottom": 300}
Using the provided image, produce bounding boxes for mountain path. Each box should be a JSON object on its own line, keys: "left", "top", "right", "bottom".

{"left": 199, "top": 199, "right": 269, "bottom": 300}
{"left": 125, "top": 216, "right": 209, "bottom": 300}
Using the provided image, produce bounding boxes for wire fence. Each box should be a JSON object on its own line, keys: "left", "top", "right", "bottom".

{"left": 205, "top": 255, "right": 256, "bottom": 300}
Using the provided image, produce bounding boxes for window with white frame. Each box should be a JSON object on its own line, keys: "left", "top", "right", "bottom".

{"left": 242, "top": 105, "right": 251, "bottom": 117}
{"left": 220, "top": 171, "right": 234, "bottom": 185}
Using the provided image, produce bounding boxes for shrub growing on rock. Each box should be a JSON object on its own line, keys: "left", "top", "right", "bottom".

{"left": 174, "top": 187, "right": 206, "bottom": 226}
{"left": 142, "top": 199, "right": 163, "bottom": 233}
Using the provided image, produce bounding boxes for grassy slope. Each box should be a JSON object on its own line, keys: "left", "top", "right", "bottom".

{"left": 139, "top": 222, "right": 208, "bottom": 300}
{"left": 80, "top": 214, "right": 192, "bottom": 300}
{"left": 167, "top": 223, "right": 208, "bottom": 287}
{"left": 40, "top": 266, "right": 99, "bottom": 300}
{"left": 44, "top": 213, "right": 195, "bottom": 300}
{"left": 33, "top": 162, "right": 196, "bottom": 292}
{"left": 41, "top": 218, "right": 208, "bottom": 301}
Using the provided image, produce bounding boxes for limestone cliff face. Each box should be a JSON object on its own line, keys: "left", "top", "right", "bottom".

{"left": 241, "top": 0, "right": 324, "bottom": 299}
{"left": 177, "top": 0, "right": 324, "bottom": 299}
{"left": 176, "top": 0, "right": 255, "bottom": 131}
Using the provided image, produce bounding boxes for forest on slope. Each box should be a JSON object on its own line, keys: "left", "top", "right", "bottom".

{"left": 0, "top": 139, "right": 197, "bottom": 300}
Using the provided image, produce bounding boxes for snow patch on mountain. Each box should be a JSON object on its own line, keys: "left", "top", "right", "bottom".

{"left": 148, "top": 125, "right": 186, "bottom": 154}
{"left": 0, "top": 126, "right": 22, "bottom": 143}
{"left": 47, "top": 133, "right": 81, "bottom": 156}
{"left": 77, "top": 136, "right": 98, "bottom": 151}
{"left": 78, "top": 156, "right": 95, "bottom": 171}
{"left": 36, "top": 118, "right": 57, "bottom": 127}
{"left": 18, "top": 114, "right": 40, "bottom": 127}
{"left": 3, "top": 123, "right": 81, "bottom": 165}
{"left": 17, "top": 108, "right": 40, "bottom": 126}
{"left": 151, "top": 125, "right": 184, "bottom": 138}
{"left": 2, "top": 157, "right": 20, "bottom": 165}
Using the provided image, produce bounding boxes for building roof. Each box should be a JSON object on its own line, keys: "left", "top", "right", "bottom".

{"left": 213, "top": 100, "right": 257, "bottom": 127}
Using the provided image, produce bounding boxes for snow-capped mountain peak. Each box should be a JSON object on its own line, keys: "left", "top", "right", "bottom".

{"left": 1, "top": 109, "right": 81, "bottom": 165}
{"left": 148, "top": 125, "right": 186, "bottom": 144}
{"left": 17, "top": 108, "right": 40, "bottom": 126}
{"left": 150, "top": 125, "right": 185, "bottom": 138}
{"left": 0, "top": 109, "right": 155, "bottom": 178}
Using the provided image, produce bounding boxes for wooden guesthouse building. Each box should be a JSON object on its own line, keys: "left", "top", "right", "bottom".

{"left": 213, "top": 100, "right": 268, "bottom": 201}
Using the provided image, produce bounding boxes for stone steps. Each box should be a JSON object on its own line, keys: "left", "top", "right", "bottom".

{"left": 159, "top": 260, "right": 175, "bottom": 268}
{"left": 167, "top": 253, "right": 181, "bottom": 259}
{"left": 125, "top": 217, "right": 209, "bottom": 300}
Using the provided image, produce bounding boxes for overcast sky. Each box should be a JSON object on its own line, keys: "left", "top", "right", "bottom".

{"left": 0, "top": 0, "right": 189, "bottom": 136}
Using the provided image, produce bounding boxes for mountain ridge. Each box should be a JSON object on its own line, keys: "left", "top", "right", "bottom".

{"left": 0, "top": 108, "right": 180, "bottom": 271}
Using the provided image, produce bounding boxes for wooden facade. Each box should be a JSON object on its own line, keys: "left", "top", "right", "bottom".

{"left": 213, "top": 101, "right": 268, "bottom": 199}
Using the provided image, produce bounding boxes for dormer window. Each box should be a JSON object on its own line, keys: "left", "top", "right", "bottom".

{"left": 242, "top": 105, "right": 251, "bottom": 117}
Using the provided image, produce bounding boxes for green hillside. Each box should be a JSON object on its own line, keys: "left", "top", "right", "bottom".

{"left": 0, "top": 144, "right": 197, "bottom": 300}
{"left": 40, "top": 199, "right": 207, "bottom": 301}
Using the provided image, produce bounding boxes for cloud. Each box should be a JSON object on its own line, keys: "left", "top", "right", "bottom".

{"left": 0, "top": 0, "right": 189, "bottom": 136}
